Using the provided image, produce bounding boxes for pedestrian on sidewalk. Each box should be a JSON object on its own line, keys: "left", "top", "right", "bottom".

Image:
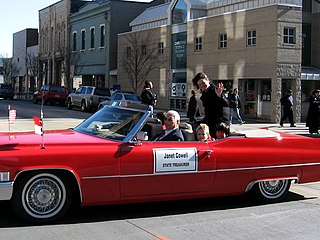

{"left": 192, "top": 72, "right": 229, "bottom": 138}
{"left": 306, "top": 89, "right": 320, "bottom": 134}
{"left": 141, "top": 81, "right": 157, "bottom": 108}
{"left": 228, "top": 88, "right": 244, "bottom": 125}
{"left": 280, "top": 89, "right": 295, "bottom": 127}
{"left": 186, "top": 90, "right": 198, "bottom": 123}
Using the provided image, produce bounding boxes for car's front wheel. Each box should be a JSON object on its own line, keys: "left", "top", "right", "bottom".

{"left": 11, "top": 172, "right": 71, "bottom": 223}
{"left": 252, "top": 179, "right": 291, "bottom": 204}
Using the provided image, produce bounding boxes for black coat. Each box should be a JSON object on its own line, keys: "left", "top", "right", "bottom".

{"left": 141, "top": 88, "right": 157, "bottom": 106}
{"left": 228, "top": 93, "right": 241, "bottom": 109}
{"left": 306, "top": 95, "right": 320, "bottom": 130}
{"left": 187, "top": 95, "right": 197, "bottom": 120}
{"left": 280, "top": 94, "right": 293, "bottom": 110}
{"left": 200, "top": 84, "right": 229, "bottom": 134}
{"left": 152, "top": 128, "right": 185, "bottom": 141}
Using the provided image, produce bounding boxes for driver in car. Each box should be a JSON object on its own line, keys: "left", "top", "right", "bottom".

{"left": 151, "top": 110, "right": 184, "bottom": 141}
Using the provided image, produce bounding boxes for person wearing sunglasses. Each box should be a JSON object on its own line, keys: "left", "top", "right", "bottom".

{"left": 151, "top": 110, "right": 184, "bottom": 141}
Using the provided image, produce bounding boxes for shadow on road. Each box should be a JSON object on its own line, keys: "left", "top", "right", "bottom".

{"left": 0, "top": 190, "right": 311, "bottom": 227}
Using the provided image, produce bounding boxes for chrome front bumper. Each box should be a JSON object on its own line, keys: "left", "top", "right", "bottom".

{"left": 0, "top": 182, "right": 13, "bottom": 200}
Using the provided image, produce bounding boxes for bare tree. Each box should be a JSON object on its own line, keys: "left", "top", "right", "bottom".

{"left": 56, "top": 43, "right": 84, "bottom": 91}
{"left": 120, "top": 32, "right": 162, "bottom": 93}
{"left": 26, "top": 50, "right": 39, "bottom": 91}
{"left": 2, "top": 57, "right": 20, "bottom": 85}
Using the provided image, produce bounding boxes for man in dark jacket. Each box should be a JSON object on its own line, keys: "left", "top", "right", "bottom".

{"left": 152, "top": 110, "right": 184, "bottom": 141}
{"left": 141, "top": 81, "right": 157, "bottom": 106}
{"left": 229, "top": 88, "right": 244, "bottom": 124}
{"left": 192, "top": 72, "right": 229, "bottom": 137}
{"left": 280, "top": 89, "right": 295, "bottom": 127}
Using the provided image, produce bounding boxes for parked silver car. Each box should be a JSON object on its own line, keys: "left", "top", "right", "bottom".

{"left": 67, "top": 86, "right": 111, "bottom": 111}
{"left": 98, "top": 92, "right": 141, "bottom": 109}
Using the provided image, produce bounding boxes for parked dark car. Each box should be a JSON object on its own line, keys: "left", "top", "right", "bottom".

{"left": 33, "top": 85, "right": 68, "bottom": 105}
{"left": 0, "top": 84, "right": 14, "bottom": 99}
{"left": 67, "top": 86, "right": 111, "bottom": 111}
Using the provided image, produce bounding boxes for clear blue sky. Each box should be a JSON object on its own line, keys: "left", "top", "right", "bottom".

{"left": 0, "top": 0, "right": 59, "bottom": 58}
{"left": 0, "top": 0, "right": 149, "bottom": 58}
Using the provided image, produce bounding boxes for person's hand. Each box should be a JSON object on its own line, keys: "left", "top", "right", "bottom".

{"left": 215, "top": 82, "right": 224, "bottom": 97}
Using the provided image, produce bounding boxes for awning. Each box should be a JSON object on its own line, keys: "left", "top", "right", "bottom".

{"left": 301, "top": 66, "right": 320, "bottom": 80}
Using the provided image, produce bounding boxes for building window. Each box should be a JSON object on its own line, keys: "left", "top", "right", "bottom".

{"left": 283, "top": 27, "right": 296, "bottom": 44}
{"left": 72, "top": 32, "right": 77, "bottom": 52}
{"left": 195, "top": 37, "right": 202, "bottom": 51}
{"left": 172, "top": 0, "right": 187, "bottom": 24}
{"left": 219, "top": 34, "right": 227, "bottom": 48}
{"left": 142, "top": 45, "right": 147, "bottom": 55}
{"left": 126, "top": 47, "right": 131, "bottom": 57}
{"left": 171, "top": 32, "right": 187, "bottom": 69}
{"left": 100, "top": 25, "right": 105, "bottom": 48}
{"left": 90, "top": 27, "right": 95, "bottom": 49}
{"left": 261, "top": 79, "right": 271, "bottom": 101}
{"left": 81, "top": 29, "right": 86, "bottom": 51}
{"left": 158, "top": 42, "right": 164, "bottom": 54}
{"left": 247, "top": 30, "right": 256, "bottom": 46}
{"left": 58, "top": 31, "right": 61, "bottom": 48}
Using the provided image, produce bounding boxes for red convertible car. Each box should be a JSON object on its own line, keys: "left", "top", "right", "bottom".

{"left": 1, "top": 103, "right": 320, "bottom": 223}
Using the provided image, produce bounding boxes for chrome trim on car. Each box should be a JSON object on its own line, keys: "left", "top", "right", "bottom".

{"left": 81, "top": 161, "right": 320, "bottom": 180}
{"left": 14, "top": 168, "right": 83, "bottom": 203}
{"left": 0, "top": 172, "right": 10, "bottom": 181}
{"left": 0, "top": 181, "right": 13, "bottom": 200}
{"left": 245, "top": 177, "right": 298, "bottom": 192}
{"left": 216, "top": 162, "right": 320, "bottom": 172}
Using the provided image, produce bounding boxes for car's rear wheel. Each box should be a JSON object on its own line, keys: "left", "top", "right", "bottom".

{"left": 252, "top": 179, "right": 290, "bottom": 204}
{"left": 81, "top": 101, "right": 87, "bottom": 112}
{"left": 11, "top": 172, "right": 71, "bottom": 223}
{"left": 33, "top": 98, "right": 38, "bottom": 104}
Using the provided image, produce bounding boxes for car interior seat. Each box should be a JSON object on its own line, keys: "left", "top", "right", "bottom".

{"left": 179, "top": 122, "right": 194, "bottom": 141}
{"left": 142, "top": 118, "right": 163, "bottom": 139}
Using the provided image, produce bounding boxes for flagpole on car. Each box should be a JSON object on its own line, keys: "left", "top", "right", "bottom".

{"left": 32, "top": 93, "right": 45, "bottom": 149}
{"left": 8, "top": 105, "right": 17, "bottom": 141}
{"left": 40, "top": 95, "right": 45, "bottom": 149}
{"left": 8, "top": 105, "right": 11, "bottom": 136}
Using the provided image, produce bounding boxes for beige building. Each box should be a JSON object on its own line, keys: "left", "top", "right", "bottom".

{"left": 117, "top": 0, "right": 307, "bottom": 123}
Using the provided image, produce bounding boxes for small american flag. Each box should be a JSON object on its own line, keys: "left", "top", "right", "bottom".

{"left": 33, "top": 116, "right": 43, "bottom": 135}
{"left": 8, "top": 109, "right": 16, "bottom": 125}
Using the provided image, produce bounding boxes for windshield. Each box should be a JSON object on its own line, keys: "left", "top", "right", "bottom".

{"left": 125, "top": 94, "right": 140, "bottom": 101}
{"left": 74, "top": 106, "right": 146, "bottom": 141}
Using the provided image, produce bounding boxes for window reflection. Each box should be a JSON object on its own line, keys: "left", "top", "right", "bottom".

{"left": 172, "top": 0, "right": 187, "bottom": 24}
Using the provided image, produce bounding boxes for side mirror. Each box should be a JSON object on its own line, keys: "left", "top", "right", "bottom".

{"left": 136, "top": 131, "right": 148, "bottom": 141}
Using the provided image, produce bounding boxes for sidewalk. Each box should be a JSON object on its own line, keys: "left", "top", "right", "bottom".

{"left": 0, "top": 116, "right": 314, "bottom": 138}
{"left": 0, "top": 118, "right": 84, "bottom": 132}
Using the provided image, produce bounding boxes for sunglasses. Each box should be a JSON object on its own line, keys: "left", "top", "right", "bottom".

{"left": 164, "top": 117, "right": 174, "bottom": 122}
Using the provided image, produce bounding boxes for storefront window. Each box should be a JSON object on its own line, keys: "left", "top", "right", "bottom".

{"left": 261, "top": 79, "right": 271, "bottom": 101}
{"left": 245, "top": 80, "right": 256, "bottom": 101}
{"left": 172, "top": 0, "right": 187, "bottom": 25}
{"left": 301, "top": 81, "right": 320, "bottom": 102}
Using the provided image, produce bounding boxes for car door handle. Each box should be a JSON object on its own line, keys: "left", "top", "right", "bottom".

{"left": 197, "top": 150, "right": 212, "bottom": 158}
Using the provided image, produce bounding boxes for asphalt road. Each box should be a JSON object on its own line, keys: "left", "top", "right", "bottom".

{"left": 1, "top": 99, "right": 320, "bottom": 239}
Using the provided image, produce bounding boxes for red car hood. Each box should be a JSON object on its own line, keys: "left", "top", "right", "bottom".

{"left": 0, "top": 129, "right": 110, "bottom": 147}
